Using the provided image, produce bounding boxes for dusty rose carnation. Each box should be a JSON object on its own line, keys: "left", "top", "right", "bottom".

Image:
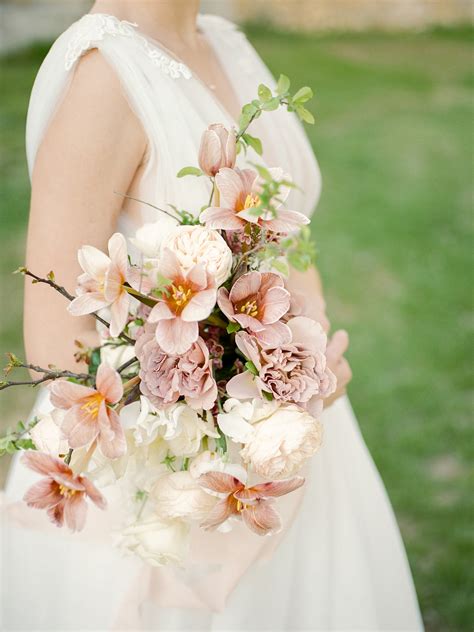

{"left": 135, "top": 331, "right": 217, "bottom": 410}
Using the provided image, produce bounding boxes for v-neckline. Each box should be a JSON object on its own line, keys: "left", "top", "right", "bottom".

{"left": 89, "top": 12, "right": 242, "bottom": 128}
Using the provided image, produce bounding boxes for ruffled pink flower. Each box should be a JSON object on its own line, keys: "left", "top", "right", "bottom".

{"left": 50, "top": 364, "right": 126, "bottom": 459}
{"left": 218, "top": 271, "right": 291, "bottom": 347}
{"left": 227, "top": 317, "right": 336, "bottom": 417}
{"left": 148, "top": 248, "right": 217, "bottom": 355}
{"left": 199, "top": 471, "right": 304, "bottom": 536}
{"left": 136, "top": 329, "right": 217, "bottom": 410}
{"left": 22, "top": 452, "right": 106, "bottom": 531}
{"left": 198, "top": 123, "right": 236, "bottom": 177}
{"left": 68, "top": 233, "right": 131, "bottom": 337}
{"left": 200, "top": 167, "right": 309, "bottom": 232}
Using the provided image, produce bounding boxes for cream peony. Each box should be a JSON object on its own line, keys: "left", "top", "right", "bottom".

{"left": 240, "top": 404, "right": 323, "bottom": 480}
{"left": 165, "top": 225, "right": 233, "bottom": 286}
{"left": 151, "top": 471, "right": 216, "bottom": 521}
{"left": 117, "top": 515, "right": 190, "bottom": 566}
{"left": 129, "top": 218, "right": 178, "bottom": 259}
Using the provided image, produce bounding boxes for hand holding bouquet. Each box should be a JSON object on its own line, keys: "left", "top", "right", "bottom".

{"left": 1, "top": 76, "right": 336, "bottom": 566}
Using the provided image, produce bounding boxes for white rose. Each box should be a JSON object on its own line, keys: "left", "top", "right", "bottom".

{"left": 117, "top": 515, "right": 190, "bottom": 566}
{"left": 162, "top": 404, "right": 204, "bottom": 457}
{"left": 129, "top": 219, "right": 178, "bottom": 259}
{"left": 165, "top": 225, "right": 233, "bottom": 285}
{"left": 151, "top": 471, "right": 216, "bottom": 521}
{"left": 240, "top": 404, "right": 323, "bottom": 480}
{"left": 30, "top": 410, "right": 68, "bottom": 456}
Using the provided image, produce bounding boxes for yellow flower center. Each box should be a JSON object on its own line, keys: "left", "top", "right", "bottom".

{"left": 168, "top": 282, "right": 194, "bottom": 314}
{"left": 243, "top": 193, "right": 260, "bottom": 210}
{"left": 81, "top": 393, "right": 104, "bottom": 420}
{"left": 239, "top": 299, "right": 259, "bottom": 318}
{"left": 58, "top": 484, "right": 77, "bottom": 497}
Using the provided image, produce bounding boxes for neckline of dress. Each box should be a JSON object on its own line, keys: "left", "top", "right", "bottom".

{"left": 87, "top": 12, "right": 241, "bottom": 128}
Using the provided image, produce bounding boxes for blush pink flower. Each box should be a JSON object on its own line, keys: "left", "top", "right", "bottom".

{"left": 148, "top": 248, "right": 217, "bottom": 355}
{"left": 68, "top": 233, "right": 131, "bottom": 337}
{"left": 198, "top": 123, "right": 236, "bottom": 177}
{"left": 136, "top": 329, "right": 217, "bottom": 410}
{"left": 198, "top": 471, "right": 304, "bottom": 535}
{"left": 22, "top": 452, "right": 106, "bottom": 531}
{"left": 218, "top": 271, "right": 291, "bottom": 347}
{"left": 49, "top": 364, "right": 126, "bottom": 459}
{"left": 200, "top": 167, "right": 310, "bottom": 232}
{"left": 227, "top": 317, "right": 336, "bottom": 417}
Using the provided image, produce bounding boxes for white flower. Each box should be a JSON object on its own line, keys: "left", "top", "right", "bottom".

{"left": 100, "top": 343, "right": 135, "bottom": 371}
{"left": 189, "top": 450, "right": 248, "bottom": 483}
{"left": 30, "top": 410, "right": 68, "bottom": 456}
{"left": 151, "top": 471, "right": 216, "bottom": 522}
{"left": 129, "top": 219, "right": 178, "bottom": 259}
{"left": 165, "top": 225, "right": 233, "bottom": 285}
{"left": 240, "top": 404, "right": 323, "bottom": 480}
{"left": 120, "top": 397, "right": 162, "bottom": 446}
{"left": 216, "top": 398, "right": 255, "bottom": 443}
{"left": 159, "top": 403, "right": 204, "bottom": 457}
{"left": 117, "top": 515, "right": 190, "bottom": 567}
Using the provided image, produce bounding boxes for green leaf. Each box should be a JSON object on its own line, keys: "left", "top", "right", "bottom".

{"left": 245, "top": 360, "right": 259, "bottom": 375}
{"left": 295, "top": 105, "right": 315, "bottom": 125}
{"left": 277, "top": 74, "right": 291, "bottom": 95}
{"left": 177, "top": 166, "right": 203, "bottom": 178}
{"left": 258, "top": 83, "right": 273, "bottom": 102}
{"left": 272, "top": 258, "right": 290, "bottom": 276}
{"left": 242, "top": 133, "right": 263, "bottom": 156}
{"left": 292, "top": 86, "right": 314, "bottom": 104}
{"left": 261, "top": 97, "right": 280, "bottom": 111}
{"left": 226, "top": 322, "right": 241, "bottom": 334}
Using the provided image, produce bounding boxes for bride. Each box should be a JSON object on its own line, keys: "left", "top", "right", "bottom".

{"left": 2, "top": 1, "right": 423, "bottom": 630}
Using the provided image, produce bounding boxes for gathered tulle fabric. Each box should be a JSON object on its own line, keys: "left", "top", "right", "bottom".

{"left": 2, "top": 12, "right": 423, "bottom": 630}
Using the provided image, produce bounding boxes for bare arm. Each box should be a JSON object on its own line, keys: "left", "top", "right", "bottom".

{"left": 24, "top": 51, "right": 146, "bottom": 373}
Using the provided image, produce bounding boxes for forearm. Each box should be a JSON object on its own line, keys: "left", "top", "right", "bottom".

{"left": 286, "top": 265, "right": 329, "bottom": 331}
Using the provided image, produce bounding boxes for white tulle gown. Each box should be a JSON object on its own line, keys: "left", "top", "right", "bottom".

{"left": 1, "top": 13, "right": 423, "bottom": 631}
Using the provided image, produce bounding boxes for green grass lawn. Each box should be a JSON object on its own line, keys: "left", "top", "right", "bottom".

{"left": 0, "top": 25, "right": 473, "bottom": 631}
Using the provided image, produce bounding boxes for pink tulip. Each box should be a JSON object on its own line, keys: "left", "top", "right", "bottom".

{"left": 198, "top": 471, "right": 304, "bottom": 536}
{"left": 22, "top": 451, "right": 106, "bottom": 531}
{"left": 148, "top": 248, "right": 217, "bottom": 355}
{"left": 68, "top": 233, "right": 130, "bottom": 337}
{"left": 218, "top": 271, "right": 291, "bottom": 346}
{"left": 49, "top": 364, "right": 126, "bottom": 459}
{"left": 198, "top": 123, "right": 237, "bottom": 177}
{"left": 200, "top": 167, "right": 310, "bottom": 232}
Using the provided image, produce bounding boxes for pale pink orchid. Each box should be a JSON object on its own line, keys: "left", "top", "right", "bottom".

{"left": 22, "top": 451, "right": 106, "bottom": 532}
{"left": 148, "top": 248, "right": 217, "bottom": 355}
{"left": 227, "top": 317, "right": 336, "bottom": 417}
{"left": 200, "top": 167, "right": 310, "bottom": 232}
{"left": 68, "top": 233, "right": 130, "bottom": 338}
{"left": 198, "top": 471, "right": 304, "bottom": 536}
{"left": 198, "top": 123, "right": 236, "bottom": 177}
{"left": 218, "top": 271, "right": 291, "bottom": 347}
{"left": 49, "top": 363, "right": 126, "bottom": 459}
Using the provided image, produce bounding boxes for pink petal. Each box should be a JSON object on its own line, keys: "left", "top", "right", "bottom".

{"left": 98, "top": 407, "right": 127, "bottom": 459}
{"left": 198, "top": 472, "right": 242, "bottom": 494}
{"left": 264, "top": 209, "right": 310, "bottom": 234}
{"left": 254, "top": 321, "right": 292, "bottom": 348}
{"left": 216, "top": 167, "right": 244, "bottom": 209}
{"left": 61, "top": 405, "right": 99, "bottom": 449}
{"left": 199, "top": 129, "right": 223, "bottom": 176}
{"left": 82, "top": 477, "right": 107, "bottom": 509}
{"left": 77, "top": 245, "right": 110, "bottom": 279}
{"left": 108, "top": 233, "right": 128, "bottom": 279}
{"left": 148, "top": 301, "right": 174, "bottom": 322}
{"left": 234, "top": 332, "right": 261, "bottom": 368}
{"left": 109, "top": 290, "right": 130, "bottom": 338}
{"left": 50, "top": 471, "right": 85, "bottom": 492}
{"left": 200, "top": 496, "right": 237, "bottom": 530}
{"left": 47, "top": 498, "right": 66, "bottom": 527}
{"left": 23, "top": 478, "right": 61, "bottom": 509}
{"left": 68, "top": 292, "right": 110, "bottom": 316}
{"left": 96, "top": 364, "right": 123, "bottom": 403}
{"left": 181, "top": 288, "right": 217, "bottom": 322}
{"left": 217, "top": 287, "right": 235, "bottom": 320}
{"left": 226, "top": 371, "right": 260, "bottom": 399}
{"left": 233, "top": 313, "right": 264, "bottom": 331}
{"left": 200, "top": 207, "right": 245, "bottom": 231}
{"left": 49, "top": 380, "right": 96, "bottom": 409}
{"left": 239, "top": 168, "right": 258, "bottom": 195}
{"left": 249, "top": 476, "right": 305, "bottom": 499}
{"left": 186, "top": 262, "right": 207, "bottom": 290}
{"left": 159, "top": 248, "right": 183, "bottom": 281}
{"left": 229, "top": 271, "right": 261, "bottom": 303}
{"left": 242, "top": 499, "right": 282, "bottom": 536}
{"left": 21, "top": 451, "right": 57, "bottom": 475}
{"left": 155, "top": 318, "right": 198, "bottom": 355}
{"left": 260, "top": 286, "right": 290, "bottom": 324}
{"left": 259, "top": 272, "right": 284, "bottom": 292}
{"left": 64, "top": 494, "right": 88, "bottom": 532}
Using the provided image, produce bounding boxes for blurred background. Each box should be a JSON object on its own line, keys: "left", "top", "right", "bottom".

{"left": 0, "top": 1, "right": 473, "bottom": 630}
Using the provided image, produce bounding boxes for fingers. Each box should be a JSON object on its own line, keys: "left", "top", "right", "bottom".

{"left": 326, "top": 329, "right": 349, "bottom": 363}
{"left": 338, "top": 357, "right": 352, "bottom": 388}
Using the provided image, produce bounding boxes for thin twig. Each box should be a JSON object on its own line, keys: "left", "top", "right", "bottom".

{"left": 115, "top": 191, "right": 180, "bottom": 222}
{"left": 0, "top": 362, "right": 93, "bottom": 391}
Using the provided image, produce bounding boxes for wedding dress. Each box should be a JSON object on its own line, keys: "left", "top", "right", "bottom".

{"left": 1, "top": 13, "right": 424, "bottom": 631}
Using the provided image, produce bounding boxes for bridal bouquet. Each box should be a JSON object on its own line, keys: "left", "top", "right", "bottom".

{"left": 1, "top": 76, "right": 336, "bottom": 566}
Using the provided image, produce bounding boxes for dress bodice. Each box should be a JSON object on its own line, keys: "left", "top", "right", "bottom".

{"left": 26, "top": 13, "right": 322, "bottom": 240}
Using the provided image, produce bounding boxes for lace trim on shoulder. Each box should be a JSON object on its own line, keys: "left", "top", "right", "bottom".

{"left": 65, "top": 14, "right": 191, "bottom": 80}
